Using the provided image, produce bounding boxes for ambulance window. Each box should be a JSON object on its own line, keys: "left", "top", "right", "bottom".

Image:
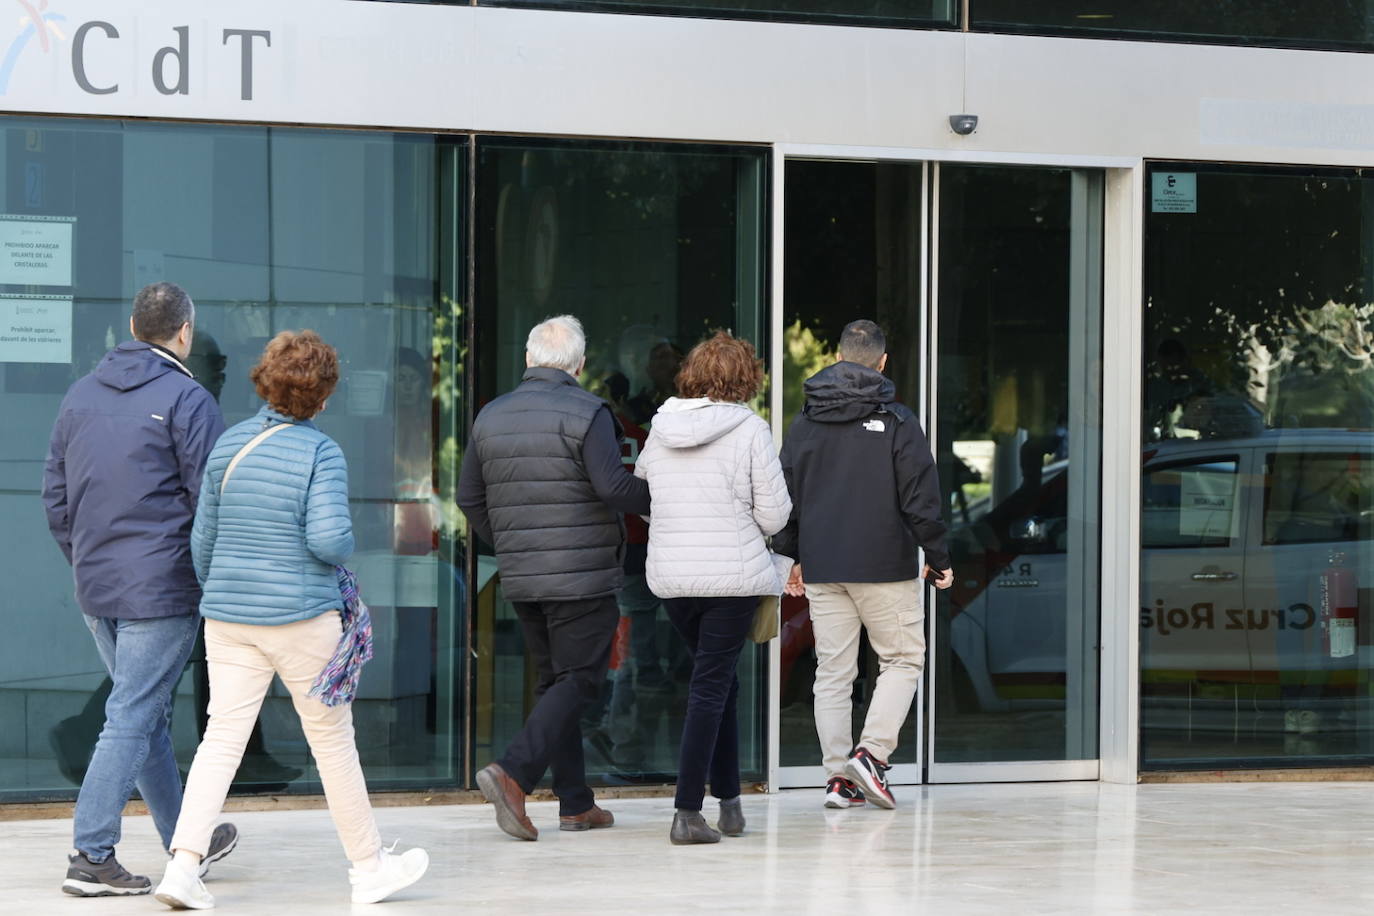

{"left": 1142, "top": 458, "right": 1239, "bottom": 548}
{"left": 1263, "top": 452, "right": 1372, "bottom": 545}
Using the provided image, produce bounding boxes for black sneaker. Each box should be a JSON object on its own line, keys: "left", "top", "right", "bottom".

{"left": 62, "top": 852, "right": 152, "bottom": 897}
{"left": 824, "top": 776, "right": 867, "bottom": 809}
{"left": 198, "top": 822, "right": 239, "bottom": 879}
{"left": 844, "top": 746, "right": 895, "bottom": 809}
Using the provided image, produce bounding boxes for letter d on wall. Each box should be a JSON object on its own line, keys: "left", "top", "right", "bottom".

{"left": 153, "top": 26, "right": 190, "bottom": 96}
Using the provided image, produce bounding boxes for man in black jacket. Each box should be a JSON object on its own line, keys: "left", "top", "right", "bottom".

{"left": 773, "top": 319, "right": 952, "bottom": 811}
{"left": 458, "top": 315, "right": 650, "bottom": 841}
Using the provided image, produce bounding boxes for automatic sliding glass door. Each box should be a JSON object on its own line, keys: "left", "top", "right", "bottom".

{"left": 772, "top": 156, "right": 1104, "bottom": 788}
{"left": 774, "top": 158, "right": 928, "bottom": 787}
{"left": 927, "top": 163, "right": 1102, "bottom": 782}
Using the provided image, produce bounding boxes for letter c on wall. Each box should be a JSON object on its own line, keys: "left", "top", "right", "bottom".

{"left": 72, "top": 21, "right": 119, "bottom": 95}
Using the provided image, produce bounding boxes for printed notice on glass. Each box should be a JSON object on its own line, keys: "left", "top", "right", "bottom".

{"left": 0, "top": 295, "right": 72, "bottom": 363}
{"left": 1151, "top": 173, "right": 1197, "bottom": 213}
{"left": 0, "top": 215, "right": 74, "bottom": 286}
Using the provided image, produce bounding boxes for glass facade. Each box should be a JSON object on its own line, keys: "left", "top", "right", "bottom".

{"left": 372, "top": 0, "right": 1374, "bottom": 51}
{"left": 485, "top": 0, "right": 954, "bottom": 28}
{"left": 971, "top": 3, "right": 1374, "bottom": 52}
{"left": 1141, "top": 163, "right": 1374, "bottom": 769}
{"left": 471, "top": 138, "right": 769, "bottom": 787}
{"left": 0, "top": 118, "right": 466, "bottom": 801}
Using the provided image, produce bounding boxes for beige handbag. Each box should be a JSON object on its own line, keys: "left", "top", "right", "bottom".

{"left": 749, "top": 553, "right": 795, "bottom": 644}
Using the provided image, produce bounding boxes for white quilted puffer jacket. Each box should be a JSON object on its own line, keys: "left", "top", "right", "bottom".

{"left": 635, "top": 397, "right": 793, "bottom": 599}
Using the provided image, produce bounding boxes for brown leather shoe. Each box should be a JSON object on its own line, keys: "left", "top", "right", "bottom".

{"left": 476, "top": 763, "right": 537, "bottom": 841}
{"left": 559, "top": 804, "right": 614, "bottom": 832}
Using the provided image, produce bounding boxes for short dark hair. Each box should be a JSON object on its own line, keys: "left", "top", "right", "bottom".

{"left": 250, "top": 330, "right": 340, "bottom": 420}
{"left": 838, "top": 319, "right": 886, "bottom": 369}
{"left": 131, "top": 282, "right": 194, "bottom": 344}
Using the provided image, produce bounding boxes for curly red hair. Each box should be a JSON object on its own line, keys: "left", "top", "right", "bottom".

{"left": 675, "top": 331, "right": 763, "bottom": 403}
{"left": 250, "top": 330, "right": 339, "bottom": 420}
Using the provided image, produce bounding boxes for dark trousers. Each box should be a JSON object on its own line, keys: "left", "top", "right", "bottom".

{"left": 499, "top": 596, "right": 619, "bottom": 817}
{"left": 664, "top": 595, "right": 755, "bottom": 811}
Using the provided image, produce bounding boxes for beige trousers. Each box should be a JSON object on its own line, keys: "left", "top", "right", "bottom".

{"left": 807, "top": 580, "right": 925, "bottom": 777}
{"left": 170, "top": 612, "right": 381, "bottom": 862}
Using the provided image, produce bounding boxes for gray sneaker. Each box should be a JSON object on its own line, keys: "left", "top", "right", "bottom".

{"left": 62, "top": 852, "right": 152, "bottom": 897}
{"left": 197, "top": 822, "right": 240, "bottom": 879}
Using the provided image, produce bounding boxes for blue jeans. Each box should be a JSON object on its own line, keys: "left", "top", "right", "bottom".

{"left": 74, "top": 613, "right": 199, "bottom": 861}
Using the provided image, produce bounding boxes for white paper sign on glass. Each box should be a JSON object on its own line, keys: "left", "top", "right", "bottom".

{"left": 0, "top": 216, "right": 74, "bottom": 286}
{"left": 0, "top": 295, "right": 73, "bottom": 364}
{"left": 1178, "top": 467, "right": 1235, "bottom": 538}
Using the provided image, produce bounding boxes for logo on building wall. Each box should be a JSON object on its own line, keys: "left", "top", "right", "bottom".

{"left": 0, "top": 4, "right": 271, "bottom": 99}
{"left": 0, "top": 1, "right": 66, "bottom": 95}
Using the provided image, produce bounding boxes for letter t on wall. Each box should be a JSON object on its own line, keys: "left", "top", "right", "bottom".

{"left": 222, "top": 29, "right": 270, "bottom": 101}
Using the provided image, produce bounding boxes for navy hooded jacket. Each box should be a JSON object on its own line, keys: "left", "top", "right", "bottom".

{"left": 42, "top": 340, "right": 226, "bottom": 619}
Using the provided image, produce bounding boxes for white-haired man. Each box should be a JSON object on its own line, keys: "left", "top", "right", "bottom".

{"left": 458, "top": 315, "right": 650, "bottom": 841}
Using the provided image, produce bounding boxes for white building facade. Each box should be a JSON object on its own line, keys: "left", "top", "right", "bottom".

{"left": 2, "top": 0, "right": 1371, "bottom": 802}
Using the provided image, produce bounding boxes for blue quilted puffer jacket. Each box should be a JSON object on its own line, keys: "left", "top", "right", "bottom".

{"left": 191, "top": 406, "right": 354, "bottom": 626}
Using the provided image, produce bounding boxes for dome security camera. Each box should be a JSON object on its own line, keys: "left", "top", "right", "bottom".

{"left": 949, "top": 114, "right": 978, "bottom": 136}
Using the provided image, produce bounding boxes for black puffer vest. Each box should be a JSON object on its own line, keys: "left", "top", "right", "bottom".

{"left": 472, "top": 367, "right": 625, "bottom": 601}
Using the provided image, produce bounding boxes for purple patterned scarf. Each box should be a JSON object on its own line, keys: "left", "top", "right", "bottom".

{"left": 308, "top": 566, "right": 374, "bottom": 706}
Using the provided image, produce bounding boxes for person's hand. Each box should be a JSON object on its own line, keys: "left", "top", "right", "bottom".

{"left": 784, "top": 563, "right": 806, "bottom": 597}
{"left": 923, "top": 564, "right": 954, "bottom": 590}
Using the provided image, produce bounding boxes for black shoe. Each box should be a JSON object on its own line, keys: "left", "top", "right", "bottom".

{"left": 717, "top": 797, "right": 745, "bottom": 837}
{"left": 62, "top": 852, "right": 151, "bottom": 897}
{"left": 844, "top": 746, "right": 895, "bottom": 809}
{"left": 198, "top": 823, "right": 239, "bottom": 878}
{"left": 670, "top": 810, "right": 721, "bottom": 845}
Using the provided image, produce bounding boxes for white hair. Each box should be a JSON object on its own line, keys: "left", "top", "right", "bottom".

{"left": 526, "top": 315, "right": 586, "bottom": 373}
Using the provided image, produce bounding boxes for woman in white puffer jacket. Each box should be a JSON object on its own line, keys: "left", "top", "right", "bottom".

{"left": 634, "top": 331, "right": 792, "bottom": 845}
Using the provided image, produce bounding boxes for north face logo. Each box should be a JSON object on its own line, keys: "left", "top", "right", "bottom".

{"left": 863, "top": 419, "right": 885, "bottom": 433}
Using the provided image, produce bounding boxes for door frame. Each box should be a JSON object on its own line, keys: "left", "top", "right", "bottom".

{"left": 765, "top": 143, "right": 1143, "bottom": 790}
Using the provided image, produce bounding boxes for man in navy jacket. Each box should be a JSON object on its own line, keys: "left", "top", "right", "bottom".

{"left": 42, "top": 283, "right": 236, "bottom": 897}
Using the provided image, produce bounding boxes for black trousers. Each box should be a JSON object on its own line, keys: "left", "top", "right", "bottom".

{"left": 499, "top": 595, "right": 619, "bottom": 817}
{"left": 664, "top": 595, "right": 755, "bottom": 811}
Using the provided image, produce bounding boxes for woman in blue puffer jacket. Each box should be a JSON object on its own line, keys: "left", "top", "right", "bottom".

{"left": 154, "top": 331, "right": 428, "bottom": 910}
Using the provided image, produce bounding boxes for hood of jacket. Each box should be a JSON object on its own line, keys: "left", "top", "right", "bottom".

{"left": 94, "top": 341, "right": 194, "bottom": 393}
{"left": 802, "top": 361, "right": 898, "bottom": 424}
{"left": 650, "top": 397, "right": 755, "bottom": 448}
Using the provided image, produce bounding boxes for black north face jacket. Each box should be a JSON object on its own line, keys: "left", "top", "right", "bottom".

{"left": 772, "top": 361, "right": 949, "bottom": 583}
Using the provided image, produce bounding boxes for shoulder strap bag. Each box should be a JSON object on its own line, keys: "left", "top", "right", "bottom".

{"left": 220, "top": 422, "right": 290, "bottom": 494}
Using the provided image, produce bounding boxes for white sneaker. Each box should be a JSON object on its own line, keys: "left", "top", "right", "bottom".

{"left": 349, "top": 846, "right": 429, "bottom": 904}
{"left": 154, "top": 861, "right": 215, "bottom": 910}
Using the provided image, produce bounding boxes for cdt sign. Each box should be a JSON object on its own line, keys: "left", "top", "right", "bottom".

{"left": 0, "top": 3, "right": 282, "bottom": 105}
{"left": 70, "top": 22, "right": 271, "bottom": 100}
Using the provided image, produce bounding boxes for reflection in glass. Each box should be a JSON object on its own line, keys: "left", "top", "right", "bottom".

{"left": 1141, "top": 165, "right": 1374, "bottom": 769}
{"left": 934, "top": 164, "right": 1100, "bottom": 764}
{"left": 0, "top": 119, "right": 464, "bottom": 801}
{"left": 971, "top": 2, "right": 1374, "bottom": 52}
{"left": 472, "top": 138, "right": 767, "bottom": 789}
